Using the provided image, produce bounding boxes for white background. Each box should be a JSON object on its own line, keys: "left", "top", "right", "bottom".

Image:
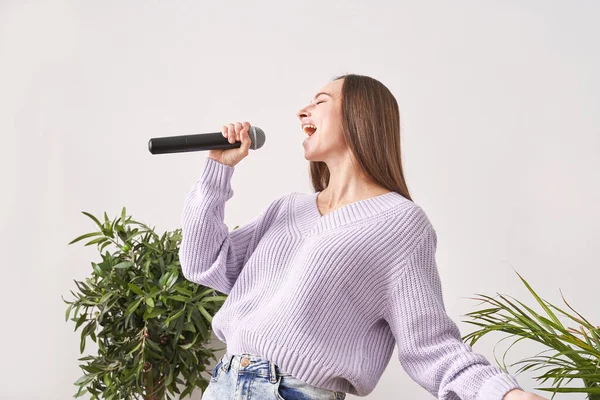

{"left": 1, "top": 1, "right": 598, "bottom": 399}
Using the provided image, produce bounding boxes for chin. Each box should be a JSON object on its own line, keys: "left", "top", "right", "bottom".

{"left": 304, "top": 156, "right": 324, "bottom": 163}
{"left": 303, "top": 143, "right": 326, "bottom": 162}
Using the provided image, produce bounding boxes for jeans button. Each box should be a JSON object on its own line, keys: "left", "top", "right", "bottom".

{"left": 240, "top": 357, "right": 250, "bottom": 367}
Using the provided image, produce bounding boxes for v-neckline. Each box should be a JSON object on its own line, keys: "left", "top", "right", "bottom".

{"left": 314, "top": 190, "right": 393, "bottom": 218}
{"left": 294, "top": 190, "right": 403, "bottom": 237}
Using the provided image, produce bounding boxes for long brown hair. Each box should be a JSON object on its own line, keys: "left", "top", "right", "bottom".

{"left": 309, "top": 74, "right": 413, "bottom": 201}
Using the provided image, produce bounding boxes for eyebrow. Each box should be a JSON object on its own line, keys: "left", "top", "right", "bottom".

{"left": 312, "top": 92, "right": 332, "bottom": 101}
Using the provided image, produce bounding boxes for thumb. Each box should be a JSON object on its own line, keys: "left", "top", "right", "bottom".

{"left": 240, "top": 127, "right": 252, "bottom": 153}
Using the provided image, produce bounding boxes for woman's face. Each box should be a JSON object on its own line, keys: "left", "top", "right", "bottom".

{"left": 296, "top": 78, "right": 347, "bottom": 161}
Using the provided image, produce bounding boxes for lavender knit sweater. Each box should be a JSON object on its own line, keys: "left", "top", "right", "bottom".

{"left": 179, "top": 157, "right": 523, "bottom": 398}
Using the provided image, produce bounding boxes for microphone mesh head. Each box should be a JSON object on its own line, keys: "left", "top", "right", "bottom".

{"left": 249, "top": 126, "right": 266, "bottom": 150}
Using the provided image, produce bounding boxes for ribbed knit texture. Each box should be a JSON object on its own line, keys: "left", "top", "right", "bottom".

{"left": 179, "top": 157, "right": 524, "bottom": 398}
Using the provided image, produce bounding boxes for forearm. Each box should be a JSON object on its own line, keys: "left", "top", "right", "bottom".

{"left": 503, "top": 388, "right": 548, "bottom": 400}
{"left": 504, "top": 388, "right": 524, "bottom": 399}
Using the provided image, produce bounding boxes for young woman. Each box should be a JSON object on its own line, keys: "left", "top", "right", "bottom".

{"left": 179, "top": 74, "right": 547, "bottom": 400}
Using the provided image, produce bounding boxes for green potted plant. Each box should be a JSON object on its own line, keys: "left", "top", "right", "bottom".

{"left": 462, "top": 269, "right": 600, "bottom": 399}
{"left": 63, "top": 208, "right": 227, "bottom": 399}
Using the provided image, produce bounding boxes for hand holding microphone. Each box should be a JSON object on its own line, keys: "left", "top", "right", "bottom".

{"left": 148, "top": 121, "right": 266, "bottom": 167}
{"left": 209, "top": 122, "right": 252, "bottom": 167}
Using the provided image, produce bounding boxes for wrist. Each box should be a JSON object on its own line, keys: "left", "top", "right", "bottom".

{"left": 503, "top": 388, "right": 525, "bottom": 400}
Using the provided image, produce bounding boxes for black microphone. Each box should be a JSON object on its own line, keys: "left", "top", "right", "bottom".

{"left": 148, "top": 126, "right": 266, "bottom": 155}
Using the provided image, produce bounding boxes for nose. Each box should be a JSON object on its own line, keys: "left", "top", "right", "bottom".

{"left": 296, "top": 106, "right": 310, "bottom": 120}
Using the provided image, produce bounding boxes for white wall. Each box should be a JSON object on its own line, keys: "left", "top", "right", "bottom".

{"left": 1, "top": 1, "right": 598, "bottom": 399}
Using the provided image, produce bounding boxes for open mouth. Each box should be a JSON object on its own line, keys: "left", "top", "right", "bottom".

{"left": 303, "top": 124, "right": 317, "bottom": 137}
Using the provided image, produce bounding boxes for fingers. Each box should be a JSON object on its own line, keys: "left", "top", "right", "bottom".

{"left": 241, "top": 121, "right": 252, "bottom": 151}
{"left": 227, "top": 123, "right": 235, "bottom": 143}
{"left": 242, "top": 121, "right": 251, "bottom": 133}
{"left": 240, "top": 126, "right": 251, "bottom": 153}
{"left": 234, "top": 122, "right": 243, "bottom": 141}
{"left": 222, "top": 121, "right": 252, "bottom": 145}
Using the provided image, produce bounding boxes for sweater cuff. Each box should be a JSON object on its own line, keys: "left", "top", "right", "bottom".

{"left": 199, "top": 157, "right": 235, "bottom": 194}
{"left": 477, "top": 372, "right": 523, "bottom": 400}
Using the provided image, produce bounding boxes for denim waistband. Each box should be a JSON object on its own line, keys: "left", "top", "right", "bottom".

{"left": 218, "top": 352, "right": 346, "bottom": 399}
{"left": 219, "top": 352, "right": 293, "bottom": 382}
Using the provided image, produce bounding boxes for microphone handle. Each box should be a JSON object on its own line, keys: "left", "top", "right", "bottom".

{"left": 148, "top": 132, "right": 240, "bottom": 155}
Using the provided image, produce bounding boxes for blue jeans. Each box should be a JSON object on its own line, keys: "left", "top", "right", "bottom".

{"left": 202, "top": 353, "right": 346, "bottom": 400}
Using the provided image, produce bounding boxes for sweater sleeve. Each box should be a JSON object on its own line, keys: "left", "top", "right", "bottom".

{"left": 179, "top": 157, "right": 285, "bottom": 294}
{"left": 384, "top": 226, "right": 523, "bottom": 400}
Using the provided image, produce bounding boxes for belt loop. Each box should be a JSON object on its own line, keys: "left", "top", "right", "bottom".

{"left": 223, "top": 353, "right": 233, "bottom": 372}
{"left": 269, "top": 360, "right": 277, "bottom": 383}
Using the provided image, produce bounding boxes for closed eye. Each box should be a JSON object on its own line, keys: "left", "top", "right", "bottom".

{"left": 316, "top": 101, "right": 325, "bottom": 105}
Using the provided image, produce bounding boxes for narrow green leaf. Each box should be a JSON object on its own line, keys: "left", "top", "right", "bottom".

{"left": 73, "top": 385, "right": 88, "bottom": 398}
{"left": 125, "top": 298, "right": 142, "bottom": 317}
{"left": 165, "top": 307, "right": 186, "bottom": 325}
{"left": 65, "top": 304, "right": 73, "bottom": 322}
{"left": 114, "top": 261, "right": 134, "bottom": 269}
{"left": 167, "top": 295, "right": 188, "bottom": 303}
{"left": 127, "top": 283, "right": 144, "bottom": 296}
{"left": 201, "top": 296, "right": 227, "bottom": 303}
{"left": 197, "top": 304, "right": 212, "bottom": 323}
{"left": 142, "top": 240, "right": 160, "bottom": 252}
{"left": 165, "top": 269, "right": 178, "bottom": 288}
{"left": 553, "top": 289, "right": 600, "bottom": 346}
{"left": 191, "top": 288, "right": 217, "bottom": 302}
{"left": 104, "top": 211, "right": 110, "bottom": 230}
{"left": 165, "top": 367, "right": 174, "bottom": 386}
{"left": 98, "top": 292, "right": 112, "bottom": 304}
{"left": 499, "top": 294, "right": 560, "bottom": 334}
{"left": 103, "top": 373, "right": 111, "bottom": 388}
{"left": 74, "top": 313, "right": 87, "bottom": 331}
{"left": 536, "top": 387, "right": 600, "bottom": 394}
{"left": 84, "top": 237, "right": 107, "bottom": 246}
{"left": 81, "top": 211, "right": 103, "bottom": 230}
{"left": 143, "top": 307, "right": 165, "bottom": 320}
{"left": 180, "top": 386, "right": 193, "bottom": 398}
{"left": 179, "top": 342, "right": 194, "bottom": 350}
{"left": 99, "top": 240, "right": 112, "bottom": 253}
{"left": 74, "top": 373, "right": 94, "bottom": 385}
{"left": 127, "top": 341, "right": 142, "bottom": 356}
{"left": 190, "top": 308, "right": 208, "bottom": 340}
{"left": 91, "top": 262, "right": 105, "bottom": 276}
{"left": 514, "top": 270, "right": 563, "bottom": 328}
{"left": 68, "top": 231, "right": 103, "bottom": 245}
{"left": 174, "top": 286, "right": 192, "bottom": 296}
{"left": 80, "top": 331, "right": 87, "bottom": 353}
